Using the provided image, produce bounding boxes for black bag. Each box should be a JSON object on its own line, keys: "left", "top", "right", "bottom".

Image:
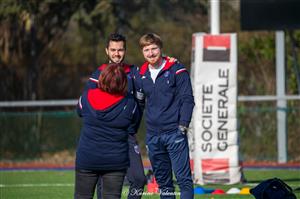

{"left": 250, "top": 178, "right": 297, "bottom": 199}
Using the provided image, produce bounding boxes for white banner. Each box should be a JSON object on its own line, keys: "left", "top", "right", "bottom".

{"left": 190, "top": 33, "right": 241, "bottom": 185}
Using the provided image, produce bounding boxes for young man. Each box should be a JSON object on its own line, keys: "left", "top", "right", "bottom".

{"left": 135, "top": 33, "right": 194, "bottom": 199}
{"left": 86, "top": 33, "right": 147, "bottom": 199}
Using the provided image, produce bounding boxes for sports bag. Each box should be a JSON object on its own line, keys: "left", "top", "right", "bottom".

{"left": 250, "top": 178, "right": 297, "bottom": 199}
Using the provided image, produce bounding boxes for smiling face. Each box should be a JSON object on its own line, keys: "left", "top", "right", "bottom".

{"left": 105, "top": 41, "right": 126, "bottom": 64}
{"left": 142, "top": 43, "right": 162, "bottom": 67}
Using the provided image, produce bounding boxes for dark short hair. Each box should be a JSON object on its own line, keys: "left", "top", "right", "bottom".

{"left": 139, "top": 33, "right": 163, "bottom": 49}
{"left": 98, "top": 63, "right": 127, "bottom": 96}
{"left": 106, "top": 33, "right": 126, "bottom": 49}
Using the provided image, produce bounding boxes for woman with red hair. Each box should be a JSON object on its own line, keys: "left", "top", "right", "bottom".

{"left": 74, "top": 63, "right": 140, "bottom": 199}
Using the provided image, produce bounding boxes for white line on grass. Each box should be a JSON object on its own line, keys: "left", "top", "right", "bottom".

{"left": 0, "top": 183, "right": 74, "bottom": 187}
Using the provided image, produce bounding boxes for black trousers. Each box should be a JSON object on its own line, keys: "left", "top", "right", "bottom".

{"left": 97, "top": 135, "right": 147, "bottom": 199}
{"left": 74, "top": 169, "right": 126, "bottom": 199}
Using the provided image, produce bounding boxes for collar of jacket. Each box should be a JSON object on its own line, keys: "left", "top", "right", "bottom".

{"left": 139, "top": 57, "right": 175, "bottom": 75}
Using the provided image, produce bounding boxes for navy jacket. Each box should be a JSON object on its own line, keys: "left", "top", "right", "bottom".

{"left": 135, "top": 57, "right": 194, "bottom": 134}
{"left": 76, "top": 88, "right": 140, "bottom": 170}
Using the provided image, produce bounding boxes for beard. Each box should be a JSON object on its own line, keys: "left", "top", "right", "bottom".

{"left": 146, "top": 55, "right": 161, "bottom": 66}
{"left": 108, "top": 55, "right": 124, "bottom": 64}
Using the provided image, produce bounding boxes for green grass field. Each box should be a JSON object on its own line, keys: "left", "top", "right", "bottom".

{"left": 1, "top": 169, "right": 299, "bottom": 199}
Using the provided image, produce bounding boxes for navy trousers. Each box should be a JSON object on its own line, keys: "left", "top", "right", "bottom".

{"left": 74, "top": 169, "right": 126, "bottom": 199}
{"left": 146, "top": 129, "right": 194, "bottom": 199}
{"left": 97, "top": 135, "right": 147, "bottom": 199}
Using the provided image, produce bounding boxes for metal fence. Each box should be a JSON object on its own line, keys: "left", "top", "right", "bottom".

{"left": 0, "top": 96, "right": 299, "bottom": 162}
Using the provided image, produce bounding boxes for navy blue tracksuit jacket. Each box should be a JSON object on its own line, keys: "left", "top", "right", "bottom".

{"left": 76, "top": 89, "right": 140, "bottom": 171}
{"left": 135, "top": 58, "right": 194, "bottom": 133}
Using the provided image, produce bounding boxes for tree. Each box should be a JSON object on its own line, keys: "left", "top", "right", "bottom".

{"left": 0, "top": 0, "right": 81, "bottom": 100}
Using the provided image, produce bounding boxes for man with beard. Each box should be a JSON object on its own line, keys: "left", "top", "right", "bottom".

{"left": 135, "top": 33, "right": 194, "bottom": 199}
{"left": 86, "top": 33, "right": 147, "bottom": 199}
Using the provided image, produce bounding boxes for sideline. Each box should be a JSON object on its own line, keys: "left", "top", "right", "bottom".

{"left": 0, "top": 160, "right": 300, "bottom": 171}
{"left": 0, "top": 183, "right": 74, "bottom": 187}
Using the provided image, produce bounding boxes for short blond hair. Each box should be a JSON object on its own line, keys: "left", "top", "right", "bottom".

{"left": 139, "top": 33, "right": 163, "bottom": 49}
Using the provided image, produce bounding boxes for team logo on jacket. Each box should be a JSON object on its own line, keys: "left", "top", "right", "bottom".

{"left": 164, "top": 71, "right": 170, "bottom": 77}
{"left": 134, "top": 145, "right": 140, "bottom": 154}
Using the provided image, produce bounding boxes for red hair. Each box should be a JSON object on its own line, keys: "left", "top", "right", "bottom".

{"left": 98, "top": 63, "right": 127, "bottom": 96}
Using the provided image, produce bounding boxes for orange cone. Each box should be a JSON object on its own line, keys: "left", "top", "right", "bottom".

{"left": 147, "top": 177, "right": 159, "bottom": 193}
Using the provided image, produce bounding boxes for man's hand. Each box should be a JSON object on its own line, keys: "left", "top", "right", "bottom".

{"left": 179, "top": 125, "right": 188, "bottom": 134}
{"left": 168, "top": 56, "right": 177, "bottom": 63}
